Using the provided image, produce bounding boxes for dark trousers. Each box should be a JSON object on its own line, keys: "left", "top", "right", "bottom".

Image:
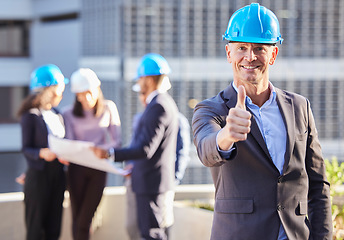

{"left": 24, "top": 160, "right": 66, "bottom": 240}
{"left": 67, "top": 164, "right": 106, "bottom": 240}
{"left": 136, "top": 193, "right": 171, "bottom": 240}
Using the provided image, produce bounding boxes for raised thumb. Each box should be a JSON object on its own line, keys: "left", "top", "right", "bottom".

{"left": 235, "top": 85, "right": 246, "bottom": 109}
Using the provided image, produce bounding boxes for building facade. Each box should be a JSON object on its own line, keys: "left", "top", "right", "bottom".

{"left": 80, "top": 0, "right": 344, "bottom": 160}
{"left": 1, "top": 0, "right": 344, "bottom": 191}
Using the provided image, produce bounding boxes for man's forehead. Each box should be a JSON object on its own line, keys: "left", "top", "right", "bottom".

{"left": 229, "top": 42, "right": 274, "bottom": 47}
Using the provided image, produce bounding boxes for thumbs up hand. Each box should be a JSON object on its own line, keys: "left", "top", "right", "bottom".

{"left": 217, "top": 85, "right": 252, "bottom": 151}
{"left": 235, "top": 85, "right": 247, "bottom": 110}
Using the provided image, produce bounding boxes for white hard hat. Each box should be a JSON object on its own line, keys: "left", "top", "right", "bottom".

{"left": 132, "top": 76, "right": 171, "bottom": 93}
{"left": 70, "top": 68, "right": 101, "bottom": 93}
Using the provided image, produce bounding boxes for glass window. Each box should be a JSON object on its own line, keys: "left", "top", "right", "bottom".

{"left": 0, "top": 86, "right": 28, "bottom": 123}
{"left": 0, "top": 21, "right": 30, "bottom": 57}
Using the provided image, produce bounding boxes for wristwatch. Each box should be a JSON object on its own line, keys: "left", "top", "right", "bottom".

{"left": 107, "top": 148, "right": 115, "bottom": 161}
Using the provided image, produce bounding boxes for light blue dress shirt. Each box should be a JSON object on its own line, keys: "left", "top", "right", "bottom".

{"left": 218, "top": 82, "right": 288, "bottom": 240}
{"left": 242, "top": 83, "right": 286, "bottom": 175}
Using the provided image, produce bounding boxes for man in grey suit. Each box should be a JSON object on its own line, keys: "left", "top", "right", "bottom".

{"left": 192, "top": 3, "right": 332, "bottom": 240}
{"left": 92, "top": 53, "right": 179, "bottom": 240}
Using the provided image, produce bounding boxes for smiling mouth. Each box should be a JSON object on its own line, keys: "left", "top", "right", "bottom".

{"left": 242, "top": 65, "right": 259, "bottom": 70}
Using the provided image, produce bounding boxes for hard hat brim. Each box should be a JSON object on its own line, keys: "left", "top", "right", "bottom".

{"left": 223, "top": 36, "right": 283, "bottom": 45}
{"left": 131, "top": 76, "right": 172, "bottom": 93}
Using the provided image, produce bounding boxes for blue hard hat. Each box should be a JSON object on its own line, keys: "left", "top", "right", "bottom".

{"left": 30, "top": 64, "right": 69, "bottom": 91}
{"left": 223, "top": 3, "right": 283, "bottom": 44}
{"left": 135, "top": 53, "right": 171, "bottom": 79}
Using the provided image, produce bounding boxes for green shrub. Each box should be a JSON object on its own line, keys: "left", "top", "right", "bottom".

{"left": 325, "top": 157, "right": 344, "bottom": 239}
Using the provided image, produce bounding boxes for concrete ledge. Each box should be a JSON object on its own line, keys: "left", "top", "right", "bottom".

{"left": 0, "top": 185, "right": 214, "bottom": 240}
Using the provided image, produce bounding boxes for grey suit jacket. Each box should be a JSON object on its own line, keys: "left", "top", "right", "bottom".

{"left": 192, "top": 84, "right": 332, "bottom": 240}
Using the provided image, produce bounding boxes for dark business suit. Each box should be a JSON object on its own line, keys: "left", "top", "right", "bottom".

{"left": 175, "top": 112, "right": 191, "bottom": 184}
{"left": 192, "top": 84, "right": 332, "bottom": 240}
{"left": 114, "top": 92, "right": 179, "bottom": 239}
{"left": 20, "top": 108, "right": 66, "bottom": 240}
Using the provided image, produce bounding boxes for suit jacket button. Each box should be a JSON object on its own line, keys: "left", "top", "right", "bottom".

{"left": 278, "top": 176, "right": 283, "bottom": 183}
{"left": 277, "top": 205, "right": 284, "bottom": 211}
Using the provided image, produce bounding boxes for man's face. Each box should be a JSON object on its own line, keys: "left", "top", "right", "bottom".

{"left": 139, "top": 93, "right": 147, "bottom": 107}
{"left": 226, "top": 42, "right": 278, "bottom": 86}
{"left": 137, "top": 76, "right": 150, "bottom": 100}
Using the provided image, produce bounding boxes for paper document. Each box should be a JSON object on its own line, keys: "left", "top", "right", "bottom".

{"left": 48, "top": 135, "right": 130, "bottom": 176}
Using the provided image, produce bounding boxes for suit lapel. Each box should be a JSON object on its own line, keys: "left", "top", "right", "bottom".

{"left": 224, "top": 84, "right": 273, "bottom": 162}
{"left": 275, "top": 88, "right": 295, "bottom": 173}
{"left": 249, "top": 113, "right": 273, "bottom": 162}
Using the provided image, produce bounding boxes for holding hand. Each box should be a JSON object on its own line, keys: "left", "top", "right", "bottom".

{"left": 58, "top": 158, "right": 70, "bottom": 166}
{"left": 217, "top": 85, "right": 252, "bottom": 150}
{"left": 16, "top": 173, "right": 26, "bottom": 185}
{"left": 39, "top": 148, "right": 57, "bottom": 162}
{"left": 90, "top": 146, "right": 108, "bottom": 159}
{"left": 124, "top": 164, "right": 133, "bottom": 177}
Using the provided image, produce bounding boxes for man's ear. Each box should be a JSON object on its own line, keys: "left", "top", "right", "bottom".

{"left": 269, "top": 46, "right": 279, "bottom": 65}
{"left": 225, "top": 44, "right": 232, "bottom": 63}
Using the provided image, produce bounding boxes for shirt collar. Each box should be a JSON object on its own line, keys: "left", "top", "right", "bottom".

{"left": 146, "top": 90, "right": 159, "bottom": 104}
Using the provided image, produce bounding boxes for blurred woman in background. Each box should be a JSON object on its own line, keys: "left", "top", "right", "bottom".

{"left": 62, "top": 68, "right": 121, "bottom": 240}
{"left": 17, "top": 64, "right": 68, "bottom": 240}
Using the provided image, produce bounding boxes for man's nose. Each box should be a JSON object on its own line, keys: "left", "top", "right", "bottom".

{"left": 244, "top": 49, "right": 257, "bottom": 62}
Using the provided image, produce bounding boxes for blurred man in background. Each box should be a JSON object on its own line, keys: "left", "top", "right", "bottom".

{"left": 126, "top": 71, "right": 191, "bottom": 240}
{"left": 92, "top": 53, "right": 179, "bottom": 240}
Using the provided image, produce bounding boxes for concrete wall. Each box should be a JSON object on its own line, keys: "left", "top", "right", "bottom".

{"left": 32, "top": 0, "right": 80, "bottom": 16}
{"left": 0, "top": 58, "right": 32, "bottom": 87}
{"left": 31, "top": 19, "right": 80, "bottom": 79}
{"left": 0, "top": 0, "right": 32, "bottom": 20}
{"left": 0, "top": 185, "right": 214, "bottom": 240}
